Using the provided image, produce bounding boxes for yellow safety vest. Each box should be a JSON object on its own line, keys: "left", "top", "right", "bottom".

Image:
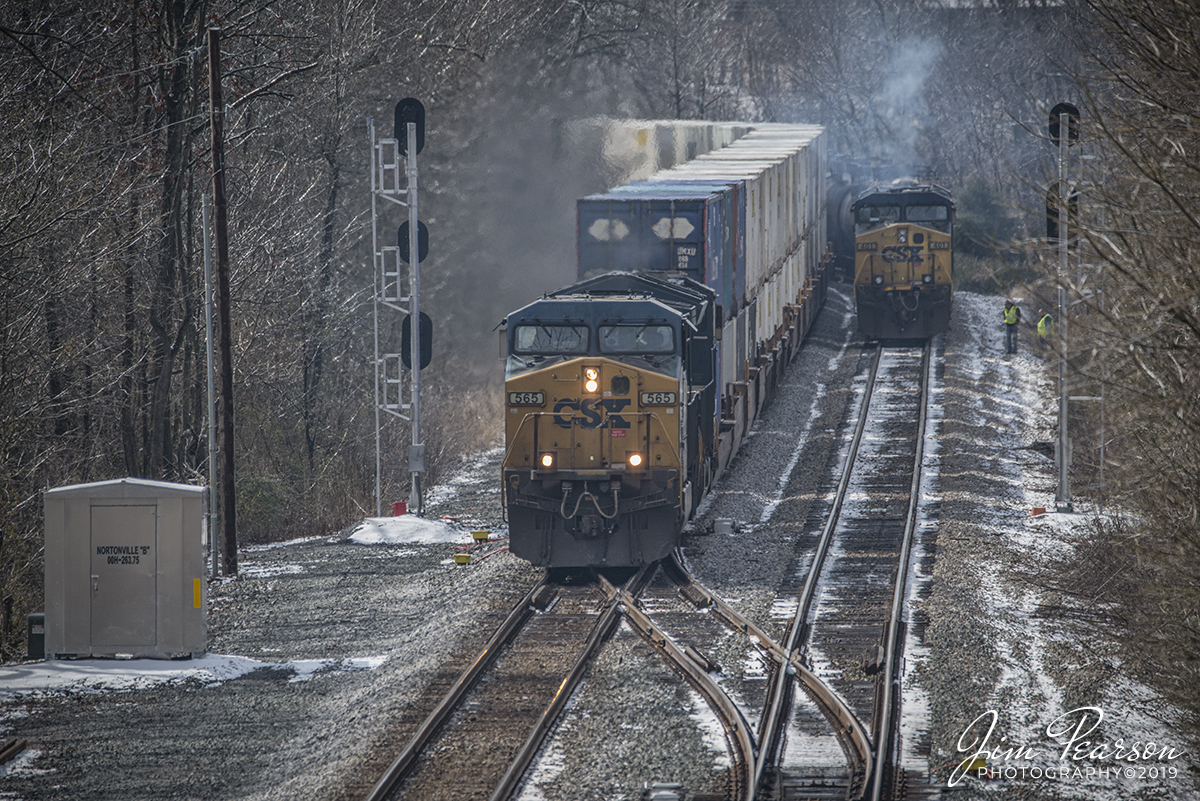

{"left": 1038, "top": 314, "right": 1053, "bottom": 337}
{"left": 1004, "top": 306, "right": 1019, "bottom": 325}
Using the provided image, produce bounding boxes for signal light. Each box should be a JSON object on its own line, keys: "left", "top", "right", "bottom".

{"left": 584, "top": 367, "right": 599, "bottom": 393}
{"left": 401, "top": 311, "right": 433, "bottom": 370}
{"left": 539, "top": 452, "right": 555, "bottom": 469}
{"left": 1048, "top": 102, "right": 1080, "bottom": 148}
{"left": 394, "top": 97, "right": 425, "bottom": 155}
{"left": 398, "top": 220, "right": 429, "bottom": 263}
{"left": 627, "top": 453, "right": 644, "bottom": 468}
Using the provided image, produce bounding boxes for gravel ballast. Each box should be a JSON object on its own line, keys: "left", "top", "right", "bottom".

{"left": 1, "top": 288, "right": 1193, "bottom": 801}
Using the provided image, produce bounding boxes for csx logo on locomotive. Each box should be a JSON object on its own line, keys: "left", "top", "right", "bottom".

{"left": 881, "top": 245, "right": 924, "bottom": 263}
{"left": 553, "top": 398, "right": 631, "bottom": 429}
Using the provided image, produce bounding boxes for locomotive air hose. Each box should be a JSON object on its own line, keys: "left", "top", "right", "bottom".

{"left": 559, "top": 490, "right": 619, "bottom": 520}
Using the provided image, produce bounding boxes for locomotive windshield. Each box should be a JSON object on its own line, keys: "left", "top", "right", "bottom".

{"left": 507, "top": 323, "right": 589, "bottom": 378}
{"left": 856, "top": 205, "right": 900, "bottom": 225}
{"left": 905, "top": 204, "right": 948, "bottom": 222}
{"left": 512, "top": 324, "right": 588, "bottom": 354}
{"left": 598, "top": 324, "right": 675, "bottom": 354}
{"left": 905, "top": 203, "right": 951, "bottom": 232}
{"left": 855, "top": 200, "right": 952, "bottom": 234}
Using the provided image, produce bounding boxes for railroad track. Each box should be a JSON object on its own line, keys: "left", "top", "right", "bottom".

{"left": 754, "top": 341, "right": 934, "bottom": 800}
{"left": 363, "top": 341, "right": 935, "bottom": 801}
{"left": 362, "top": 562, "right": 761, "bottom": 801}
{"left": 363, "top": 567, "right": 651, "bottom": 801}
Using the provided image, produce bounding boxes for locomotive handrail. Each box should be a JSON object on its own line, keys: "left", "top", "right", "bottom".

{"left": 499, "top": 411, "right": 541, "bottom": 507}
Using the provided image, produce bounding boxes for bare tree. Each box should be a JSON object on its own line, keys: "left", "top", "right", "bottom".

{"left": 1024, "top": 0, "right": 1200, "bottom": 751}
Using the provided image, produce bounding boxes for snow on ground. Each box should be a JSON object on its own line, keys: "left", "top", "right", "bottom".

{"left": 0, "top": 509, "right": 475, "bottom": 711}
{"left": 3, "top": 291, "right": 1196, "bottom": 800}
{"left": 341, "top": 513, "right": 474, "bottom": 545}
{"left": 0, "top": 653, "right": 388, "bottom": 707}
{"left": 931, "top": 293, "right": 1195, "bottom": 801}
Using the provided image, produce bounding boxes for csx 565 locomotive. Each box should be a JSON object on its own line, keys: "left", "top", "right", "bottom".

{"left": 502, "top": 274, "right": 718, "bottom": 567}
{"left": 502, "top": 123, "right": 828, "bottom": 568}
{"left": 853, "top": 183, "right": 954, "bottom": 339}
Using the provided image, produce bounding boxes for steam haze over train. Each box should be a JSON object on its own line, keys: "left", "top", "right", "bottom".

{"left": 415, "top": 1, "right": 1072, "bottom": 391}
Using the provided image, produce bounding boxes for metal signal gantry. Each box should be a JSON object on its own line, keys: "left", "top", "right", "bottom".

{"left": 369, "top": 99, "right": 430, "bottom": 516}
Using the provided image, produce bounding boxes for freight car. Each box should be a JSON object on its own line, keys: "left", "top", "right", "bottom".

{"left": 502, "top": 124, "right": 828, "bottom": 568}
{"left": 852, "top": 182, "right": 954, "bottom": 339}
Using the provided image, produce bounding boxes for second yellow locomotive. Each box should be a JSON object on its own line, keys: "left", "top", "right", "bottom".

{"left": 853, "top": 183, "right": 954, "bottom": 339}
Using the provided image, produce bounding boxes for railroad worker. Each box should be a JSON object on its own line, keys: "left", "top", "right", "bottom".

{"left": 1002, "top": 300, "right": 1021, "bottom": 354}
{"left": 1037, "top": 309, "right": 1055, "bottom": 348}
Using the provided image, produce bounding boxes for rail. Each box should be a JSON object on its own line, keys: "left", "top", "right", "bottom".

{"left": 867, "top": 340, "right": 932, "bottom": 801}
{"left": 664, "top": 555, "right": 874, "bottom": 801}
{"left": 362, "top": 576, "right": 548, "bottom": 801}
{"left": 754, "top": 343, "right": 883, "bottom": 796}
{"left": 610, "top": 570, "right": 758, "bottom": 801}
{"left": 364, "top": 568, "right": 657, "bottom": 801}
{"left": 490, "top": 566, "right": 653, "bottom": 801}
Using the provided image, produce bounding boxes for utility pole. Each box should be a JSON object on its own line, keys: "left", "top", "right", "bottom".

{"left": 209, "top": 28, "right": 238, "bottom": 572}
{"left": 1050, "top": 102, "right": 1079, "bottom": 513}
{"left": 202, "top": 195, "right": 219, "bottom": 580}
{"left": 404, "top": 119, "right": 425, "bottom": 515}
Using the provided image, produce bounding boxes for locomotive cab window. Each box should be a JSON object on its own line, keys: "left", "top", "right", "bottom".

{"left": 512, "top": 324, "right": 589, "bottom": 354}
{"left": 598, "top": 324, "right": 675, "bottom": 354}
{"left": 904, "top": 204, "right": 951, "bottom": 232}
{"left": 856, "top": 205, "right": 900, "bottom": 225}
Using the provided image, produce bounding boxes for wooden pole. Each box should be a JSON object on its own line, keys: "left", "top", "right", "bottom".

{"left": 208, "top": 28, "right": 238, "bottom": 574}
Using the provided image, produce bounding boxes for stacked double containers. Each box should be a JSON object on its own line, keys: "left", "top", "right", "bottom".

{"left": 591, "top": 119, "right": 755, "bottom": 185}
{"left": 576, "top": 124, "right": 826, "bottom": 420}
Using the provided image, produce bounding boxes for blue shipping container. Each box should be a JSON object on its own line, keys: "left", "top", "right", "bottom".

{"left": 578, "top": 183, "right": 744, "bottom": 315}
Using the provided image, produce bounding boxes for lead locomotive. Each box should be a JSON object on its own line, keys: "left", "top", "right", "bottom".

{"left": 503, "top": 123, "right": 828, "bottom": 568}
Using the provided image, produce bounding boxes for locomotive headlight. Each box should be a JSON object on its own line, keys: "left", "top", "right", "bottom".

{"left": 539, "top": 452, "right": 555, "bottom": 469}
{"left": 584, "top": 367, "right": 600, "bottom": 393}
{"left": 627, "top": 452, "right": 644, "bottom": 468}
{"left": 923, "top": 273, "right": 933, "bottom": 284}
{"left": 874, "top": 275, "right": 883, "bottom": 285}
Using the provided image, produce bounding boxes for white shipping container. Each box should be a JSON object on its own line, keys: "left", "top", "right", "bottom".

{"left": 634, "top": 123, "right": 825, "bottom": 377}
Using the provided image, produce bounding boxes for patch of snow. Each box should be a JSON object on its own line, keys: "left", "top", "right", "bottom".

{"left": 0, "top": 747, "right": 49, "bottom": 780}
{"left": 0, "top": 652, "right": 388, "bottom": 700}
{"left": 343, "top": 515, "right": 472, "bottom": 545}
{"left": 686, "top": 686, "right": 734, "bottom": 769}
{"left": 287, "top": 656, "right": 388, "bottom": 683}
{"left": 240, "top": 562, "right": 305, "bottom": 578}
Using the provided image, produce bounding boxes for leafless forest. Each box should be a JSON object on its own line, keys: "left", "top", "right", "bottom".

{"left": 1, "top": 0, "right": 1196, "bottom": 752}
